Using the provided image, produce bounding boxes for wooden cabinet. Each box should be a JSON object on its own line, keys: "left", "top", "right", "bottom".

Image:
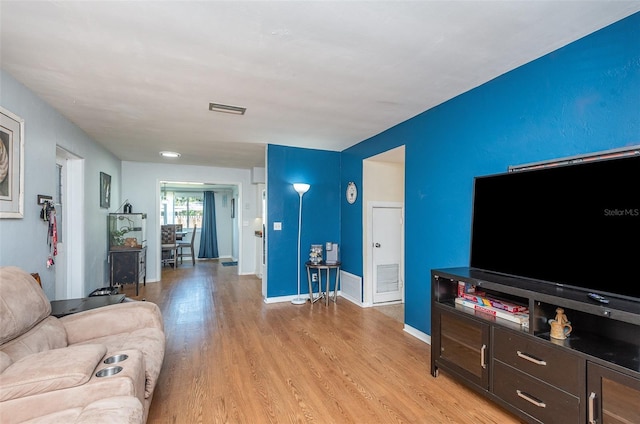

{"left": 432, "top": 308, "right": 490, "bottom": 388}
{"left": 108, "top": 212, "right": 147, "bottom": 296}
{"left": 587, "top": 362, "right": 640, "bottom": 424}
{"left": 109, "top": 247, "right": 146, "bottom": 296}
{"left": 431, "top": 268, "right": 640, "bottom": 424}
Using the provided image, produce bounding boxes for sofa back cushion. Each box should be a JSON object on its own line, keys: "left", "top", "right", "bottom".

{"left": 0, "top": 317, "right": 68, "bottom": 361}
{"left": 0, "top": 267, "right": 52, "bottom": 345}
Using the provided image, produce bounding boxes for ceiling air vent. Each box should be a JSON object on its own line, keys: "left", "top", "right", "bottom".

{"left": 209, "top": 102, "right": 246, "bottom": 115}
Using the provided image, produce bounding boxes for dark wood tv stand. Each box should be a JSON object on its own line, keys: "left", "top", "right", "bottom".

{"left": 431, "top": 267, "right": 640, "bottom": 424}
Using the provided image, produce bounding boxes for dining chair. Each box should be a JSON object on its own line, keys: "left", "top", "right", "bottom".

{"left": 161, "top": 224, "right": 178, "bottom": 267}
{"left": 177, "top": 224, "right": 197, "bottom": 266}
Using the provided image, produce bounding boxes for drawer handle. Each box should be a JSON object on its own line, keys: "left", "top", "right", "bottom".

{"left": 516, "top": 351, "right": 547, "bottom": 366}
{"left": 516, "top": 390, "right": 546, "bottom": 408}
{"left": 480, "top": 344, "right": 487, "bottom": 369}
{"left": 588, "top": 392, "right": 597, "bottom": 424}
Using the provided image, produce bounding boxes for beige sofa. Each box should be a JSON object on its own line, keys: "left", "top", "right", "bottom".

{"left": 0, "top": 266, "right": 165, "bottom": 423}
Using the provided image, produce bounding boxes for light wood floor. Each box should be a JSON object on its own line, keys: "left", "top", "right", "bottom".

{"left": 121, "top": 261, "right": 523, "bottom": 424}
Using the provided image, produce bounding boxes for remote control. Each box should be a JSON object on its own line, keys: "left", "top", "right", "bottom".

{"left": 587, "top": 293, "right": 609, "bottom": 304}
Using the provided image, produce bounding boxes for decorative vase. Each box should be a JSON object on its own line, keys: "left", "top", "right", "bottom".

{"left": 309, "top": 244, "right": 323, "bottom": 264}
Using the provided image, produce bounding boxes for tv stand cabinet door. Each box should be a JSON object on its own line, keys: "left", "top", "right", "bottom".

{"left": 433, "top": 306, "right": 490, "bottom": 389}
{"left": 587, "top": 362, "right": 640, "bottom": 424}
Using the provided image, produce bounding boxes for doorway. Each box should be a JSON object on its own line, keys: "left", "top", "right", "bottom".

{"left": 362, "top": 146, "right": 405, "bottom": 307}
{"left": 55, "top": 147, "right": 84, "bottom": 299}
{"left": 158, "top": 181, "right": 239, "bottom": 276}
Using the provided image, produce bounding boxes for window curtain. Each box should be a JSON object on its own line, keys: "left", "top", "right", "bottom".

{"left": 198, "top": 191, "right": 219, "bottom": 258}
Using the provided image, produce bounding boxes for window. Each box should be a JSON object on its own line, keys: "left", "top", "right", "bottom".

{"left": 174, "top": 192, "right": 203, "bottom": 229}
{"left": 160, "top": 190, "right": 203, "bottom": 229}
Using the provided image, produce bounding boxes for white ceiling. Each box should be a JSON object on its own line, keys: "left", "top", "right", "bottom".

{"left": 1, "top": 1, "right": 638, "bottom": 169}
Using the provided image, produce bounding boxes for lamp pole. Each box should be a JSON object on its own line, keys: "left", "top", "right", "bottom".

{"left": 291, "top": 183, "right": 310, "bottom": 305}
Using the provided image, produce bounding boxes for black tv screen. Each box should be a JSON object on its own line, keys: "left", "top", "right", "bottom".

{"left": 470, "top": 154, "right": 640, "bottom": 301}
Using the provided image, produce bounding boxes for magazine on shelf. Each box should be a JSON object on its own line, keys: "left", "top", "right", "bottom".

{"left": 460, "top": 292, "right": 528, "bottom": 313}
{"left": 454, "top": 297, "right": 529, "bottom": 326}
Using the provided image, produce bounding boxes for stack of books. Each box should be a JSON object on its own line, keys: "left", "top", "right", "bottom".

{"left": 456, "top": 282, "right": 529, "bottom": 327}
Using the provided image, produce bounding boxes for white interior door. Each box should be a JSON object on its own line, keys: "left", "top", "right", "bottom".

{"left": 372, "top": 206, "right": 403, "bottom": 303}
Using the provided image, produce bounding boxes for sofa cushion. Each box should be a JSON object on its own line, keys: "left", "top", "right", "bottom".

{"left": 20, "top": 396, "right": 143, "bottom": 424}
{"left": 0, "top": 316, "right": 68, "bottom": 362}
{"left": 0, "top": 344, "right": 106, "bottom": 402}
{"left": 0, "top": 267, "right": 51, "bottom": 345}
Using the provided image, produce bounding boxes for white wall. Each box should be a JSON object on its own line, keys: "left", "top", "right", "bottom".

{"left": 122, "top": 161, "right": 257, "bottom": 280}
{"left": 0, "top": 71, "right": 121, "bottom": 299}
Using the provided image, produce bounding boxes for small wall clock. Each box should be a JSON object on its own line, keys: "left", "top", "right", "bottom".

{"left": 346, "top": 181, "right": 357, "bottom": 204}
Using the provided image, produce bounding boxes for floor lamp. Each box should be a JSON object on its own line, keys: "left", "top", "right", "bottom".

{"left": 291, "top": 183, "right": 310, "bottom": 305}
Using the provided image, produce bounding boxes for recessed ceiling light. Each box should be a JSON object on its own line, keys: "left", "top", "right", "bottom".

{"left": 209, "top": 102, "right": 246, "bottom": 115}
{"left": 159, "top": 151, "right": 181, "bottom": 158}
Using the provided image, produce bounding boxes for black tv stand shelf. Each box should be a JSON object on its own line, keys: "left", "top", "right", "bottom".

{"left": 431, "top": 267, "right": 640, "bottom": 424}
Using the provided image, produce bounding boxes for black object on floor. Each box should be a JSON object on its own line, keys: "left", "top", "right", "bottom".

{"left": 89, "top": 286, "right": 119, "bottom": 296}
{"left": 221, "top": 261, "right": 237, "bottom": 267}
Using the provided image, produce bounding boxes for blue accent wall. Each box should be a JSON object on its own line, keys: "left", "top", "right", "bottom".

{"left": 341, "top": 12, "right": 640, "bottom": 335}
{"left": 267, "top": 13, "right": 640, "bottom": 336}
{"left": 266, "top": 145, "right": 341, "bottom": 297}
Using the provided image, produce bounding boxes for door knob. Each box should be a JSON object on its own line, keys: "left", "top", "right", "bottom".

{"left": 374, "top": 243, "right": 381, "bottom": 248}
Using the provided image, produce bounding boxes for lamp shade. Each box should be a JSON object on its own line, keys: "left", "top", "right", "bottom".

{"left": 293, "top": 183, "right": 310, "bottom": 194}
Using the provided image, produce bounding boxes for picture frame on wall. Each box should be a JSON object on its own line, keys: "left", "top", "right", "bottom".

{"left": 0, "top": 106, "right": 25, "bottom": 219}
{"left": 100, "top": 172, "right": 111, "bottom": 209}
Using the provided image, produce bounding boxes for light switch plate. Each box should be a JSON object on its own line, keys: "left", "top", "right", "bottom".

{"left": 274, "top": 222, "right": 282, "bottom": 230}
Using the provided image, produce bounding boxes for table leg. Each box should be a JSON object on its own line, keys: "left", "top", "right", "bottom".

{"left": 306, "top": 266, "right": 313, "bottom": 303}
{"left": 316, "top": 269, "right": 324, "bottom": 304}
{"left": 325, "top": 268, "right": 329, "bottom": 306}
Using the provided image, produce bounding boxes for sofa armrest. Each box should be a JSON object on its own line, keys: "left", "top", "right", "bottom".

{"left": 0, "top": 349, "right": 146, "bottom": 424}
{"left": 0, "top": 344, "right": 106, "bottom": 402}
{"left": 60, "top": 301, "right": 163, "bottom": 345}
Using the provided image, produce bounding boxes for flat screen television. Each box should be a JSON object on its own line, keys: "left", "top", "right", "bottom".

{"left": 470, "top": 154, "right": 640, "bottom": 301}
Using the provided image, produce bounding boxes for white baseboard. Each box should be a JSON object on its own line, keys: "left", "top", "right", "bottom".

{"left": 263, "top": 294, "right": 310, "bottom": 304}
{"left": 339, "top": 291, "right": 362, "bottom": 306}
{"left": 264, "top": 292, "right": 349, "bottom": 305}
{"left": 403, "top": 324, "right": 431, "bottom": 345}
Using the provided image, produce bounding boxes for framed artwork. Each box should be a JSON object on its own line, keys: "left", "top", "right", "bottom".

{"left": 0, "top": 107, "right": 25, "bottom": 218}
{"left": 100, "top": 172, "right": 111, "bottom": 209}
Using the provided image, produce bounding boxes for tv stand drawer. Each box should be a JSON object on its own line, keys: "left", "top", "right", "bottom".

{"left": 493, "top": 327, "right": 582, "bottom": 395}
{"left": 493, "top": 360, "right": 580, "bottom": 424}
